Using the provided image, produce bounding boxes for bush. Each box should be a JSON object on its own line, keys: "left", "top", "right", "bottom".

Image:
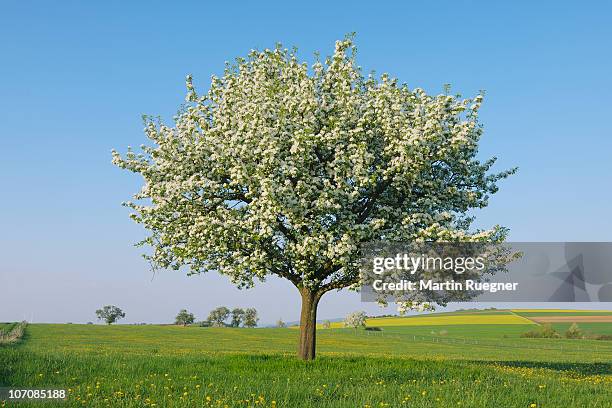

{"left": 564, "top": 323, "right": 583, "bottom": 339}
{"left": 521, "top": 324, "right": 561, "bottom": 338}
{"left": 365, "top": 327, "right": 382, "bottom": 331}
{"left": 590, "top": 334, "right": 612, "bottom": 341}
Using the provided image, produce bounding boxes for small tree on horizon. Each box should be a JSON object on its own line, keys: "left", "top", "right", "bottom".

{"left": 230, "top": 308, "right": 245, "bottom": 327}
{"left": 207, "top": 306, "right": 230, "bottom": 327}
{"left": 344, "top": 311, "right": 367, "bottom": 330}
{"left": 243, "top": 308, "right": 259, "bottom": 328}
{"left": 175, "top": 309, "right": 195, "bottom": 326}
{"left": 95, "top": 305, "right": 125, "bottom": 325}
{"left": 276, "top": 318, "right": 287, "bottom": 328}
{"left": 113, "top": 35, "right": 514, "bottom": 360}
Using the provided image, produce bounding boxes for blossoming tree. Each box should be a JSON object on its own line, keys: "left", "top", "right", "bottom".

{"left": 112, "top": 36, "right": 514, "bottom": 360}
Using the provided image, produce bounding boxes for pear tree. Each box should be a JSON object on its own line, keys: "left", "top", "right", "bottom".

{"left": 113, "top": 36, "right": 514, "bottom": 360}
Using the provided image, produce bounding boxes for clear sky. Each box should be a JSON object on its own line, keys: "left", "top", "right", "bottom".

{"left": 1, "top": 1, "right": 611, "bottom": 325}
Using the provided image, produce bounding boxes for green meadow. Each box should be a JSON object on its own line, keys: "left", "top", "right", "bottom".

{"left": 1, "top": 311, "right": 611, "bottom": 407}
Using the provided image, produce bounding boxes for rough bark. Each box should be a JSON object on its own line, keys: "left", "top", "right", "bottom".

{"left": 298, "top": 287, "right": 322, "bottom": 360}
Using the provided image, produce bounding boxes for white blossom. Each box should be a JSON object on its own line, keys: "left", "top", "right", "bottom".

{"left": 112, "top": 35, "right": 515, "bottom": 299}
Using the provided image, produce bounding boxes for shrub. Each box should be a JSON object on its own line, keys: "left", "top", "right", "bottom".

{"left": 521, "top": 324, "right": 560, "bottom": 338}
{"left": 590, "top": 334, "right": 612, "bottom": 341}
{"left": 564, "top": 323, "right": 583, "bottom": 339}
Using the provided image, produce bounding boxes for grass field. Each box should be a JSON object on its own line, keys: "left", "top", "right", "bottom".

{"left": 1, "top": 311, "right": 611, "bottom": 407}
{"left": 0, "top": 323, "right": 16, "bottom": 333}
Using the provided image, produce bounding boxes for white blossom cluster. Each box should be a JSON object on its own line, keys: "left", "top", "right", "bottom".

{"left": 112, "top": 36, "right": 514, "bottom": 299}
{"left": 344, "top": 311, "right": 367, "bottom": 328}
{"left": 397, "top": 301, "right": 435, "bottom": 315}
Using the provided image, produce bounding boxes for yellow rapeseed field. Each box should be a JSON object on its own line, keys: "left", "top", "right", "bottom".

{"left": 364, "top": 314, "right": 534, "bottom": 327}
{"left": 307, "top": 313, "right": 536, "bottom": 329}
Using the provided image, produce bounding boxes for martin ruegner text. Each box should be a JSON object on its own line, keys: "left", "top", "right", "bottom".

{"left": 372, "top": 280, "right": 518, "bottom": 293}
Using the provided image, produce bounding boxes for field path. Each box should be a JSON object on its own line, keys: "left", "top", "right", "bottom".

{"left": 508, "top": 310, "right": 542, "bottom": 326}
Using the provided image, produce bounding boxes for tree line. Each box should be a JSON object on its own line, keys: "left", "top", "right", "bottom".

{"left": 196, "top": 306, "right": 259, "bottom": 328}
{"left": 93, "top": 305, "right": 258, "bottom": 328}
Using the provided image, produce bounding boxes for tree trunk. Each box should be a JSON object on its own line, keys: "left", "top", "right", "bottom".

{"left": 298, "top": 287, "right": 321, "bottom": 360}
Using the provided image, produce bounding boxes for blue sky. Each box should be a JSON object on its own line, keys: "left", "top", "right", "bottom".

{"left": 1, "top": 1, "right": 611, "bottom": 324}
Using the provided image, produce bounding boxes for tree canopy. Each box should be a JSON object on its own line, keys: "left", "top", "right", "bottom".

{"left": 175, "top": 309, "right": 195, "bottom": 326}
{"left": 207, "top": 306, "right": 230, "bottom": 327}
{"left": 344, "top": 311, "right": 367, "bottom": 329}
{"left": 230, "top": 308, "right": 245, "bottom": 327}
{"left": 113, "top": 35, "right": 514, "bottom": 359}
{"left": 243, "top": 308, "right": 259, "bottom": 328}
{"left": 95, "top": 305, "right": 125, "bottom": 325}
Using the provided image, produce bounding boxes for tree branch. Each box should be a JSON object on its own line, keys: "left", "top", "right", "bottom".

{"left": 356, "top": 178, "right": 392, "bottom": 224}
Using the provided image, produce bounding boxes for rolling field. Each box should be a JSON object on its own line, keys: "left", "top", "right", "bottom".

{"left": 512, "top": 309, "right": 612, "bottom": 315}
{"left": 313, "top": 309, "right": 612, "bottom": 329}
{"left": 309, "top": 309, "right": 530, "bottom": 329}
{"left": 513, "top": 310, "right": 612, "bottom": 321}
{"left": 1, "top": 311, "right": 611, "bottom": 407}
{"left": 361, "top": 313, "right": 534, "bottom": 327}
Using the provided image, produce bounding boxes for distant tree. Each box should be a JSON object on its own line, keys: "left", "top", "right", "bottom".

{"left": 95, "top": 305, "right": 125, "bottom": 325}
{"left": 243, "top": 308, "right": 259, "bottom": 328}
{"left": 276, "top": 318, "right": 286, "bottom": 328}
{"left": 230, "top": 308, "right": 245, "bottom": 327}
{"left": 175, "top": 309, "right": 196, "bottom": 326}
{"left": 208, "top": 306, "right": 230, "bottom": 327}
{"left": 322, "top": 320, "right": 331, "bottom": 329}
{"left": 344, "top": 311, "right": 367, "bottom": 329}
